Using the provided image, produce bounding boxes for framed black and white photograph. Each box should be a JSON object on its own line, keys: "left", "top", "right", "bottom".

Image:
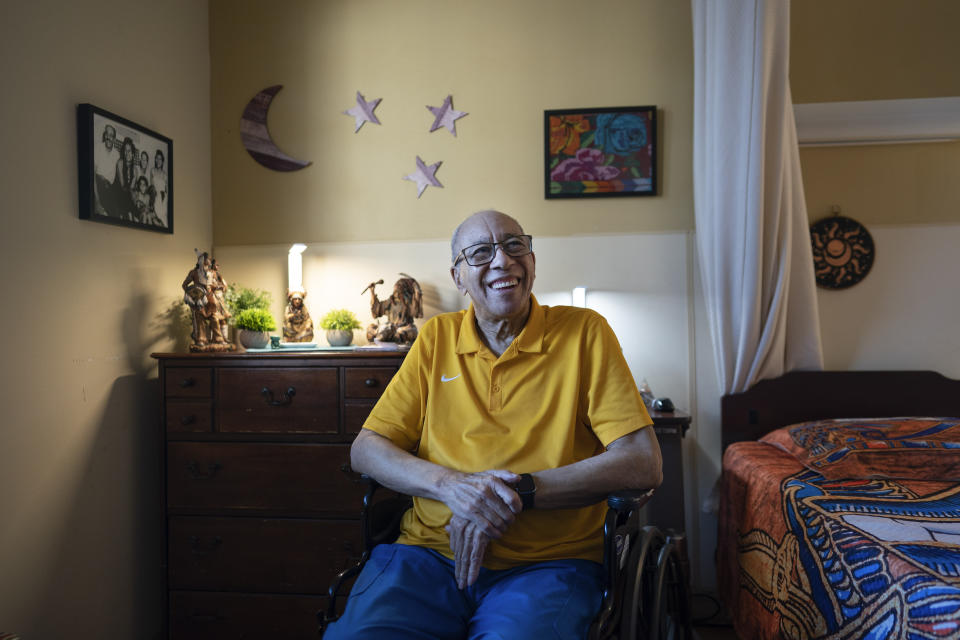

{"left": 77, "top": 103, "right": 173, "bottom": 233}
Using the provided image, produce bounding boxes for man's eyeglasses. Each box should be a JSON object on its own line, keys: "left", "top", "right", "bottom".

{"left": 453, "top": 235, "right": 533, "bottom": 267}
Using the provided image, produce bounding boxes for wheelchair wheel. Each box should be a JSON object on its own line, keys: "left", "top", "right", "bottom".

{"left": 619, "top": 525, "right": 666, "bottom": 640}
{"left": 647, "top": 540, "right": 692, "bottom": 640}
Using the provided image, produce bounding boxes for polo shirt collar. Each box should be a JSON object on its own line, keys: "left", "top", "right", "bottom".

{"left": 456, "top": 295, "right": 545, "bottom": 355}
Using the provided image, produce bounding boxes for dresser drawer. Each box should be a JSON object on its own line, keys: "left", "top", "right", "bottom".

{"left": 165, "top": 368, "right": 213, "bottom": 398}
{"left": 167, "top": 442, "right": 363, "bottom": 515}
{"left": 344, "top": 367, "right": 397, "bottom": 398}
{"left": 344, "top": 400, "right": 376, "bottom": 434}
{"left": 169, "top": 591, "right": 326, "bottom": 640}
{"left": 166, "top": 400, "right": 213, "bottom": 433}
{"left": 217, "top": 367, "right": 339, "bottom": 433}
{"left": 169, "top": 516, "right": 361, "bottom": 593}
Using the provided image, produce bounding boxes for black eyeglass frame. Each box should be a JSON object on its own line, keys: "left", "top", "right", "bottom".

{"left": 453, "top": 234, "right": 534, "bottom": 267}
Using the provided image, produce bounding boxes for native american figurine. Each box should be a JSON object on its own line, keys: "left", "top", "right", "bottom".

{"left": 364, "top": 274, "right": 423, "bottom": 345}
{"left": 283, "top": 289, "right": 314, "bottom": 342}
{"left": 209, "top": 258, "right": 231, "bottom": 341}
{"left": 182, "top": 250, "right": 234, "bottom": 352}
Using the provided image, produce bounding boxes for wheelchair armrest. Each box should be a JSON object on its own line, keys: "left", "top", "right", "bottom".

{"left": 606, "top": 488, "right": 654, "bottom": 513}
{"left": 592, "top": 488, "right": 656, "bottom": 639}
{"left": 320, "top": 476, "right": 391, "bottom": 632}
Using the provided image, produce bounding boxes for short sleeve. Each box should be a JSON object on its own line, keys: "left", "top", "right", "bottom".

{"left": 582, "top": 313, "right": 653, "bottom": 446}
{"left": 360, "top": 318, "right": 435, "bottom": 451}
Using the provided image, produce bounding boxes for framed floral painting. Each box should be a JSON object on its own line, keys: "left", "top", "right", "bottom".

{"left": 544, "top": 106, "right": 657, "bottom": 199}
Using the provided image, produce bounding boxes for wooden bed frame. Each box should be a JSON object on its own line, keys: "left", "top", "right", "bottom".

{"left": 720, "top": 369, "right": 960, "bottom": 450}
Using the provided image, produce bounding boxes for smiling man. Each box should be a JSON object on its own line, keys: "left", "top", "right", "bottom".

{"left": 325, "top": 210, "right": 662, "bottom": 640}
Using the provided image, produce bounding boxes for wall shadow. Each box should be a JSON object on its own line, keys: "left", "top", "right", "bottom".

{"left": 27, "top": 284, "right": 169, "bottom": 638}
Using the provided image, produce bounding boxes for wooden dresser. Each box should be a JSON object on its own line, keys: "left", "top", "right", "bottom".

{"left": 152, "top": 350, "right": 405, "bottom": 640}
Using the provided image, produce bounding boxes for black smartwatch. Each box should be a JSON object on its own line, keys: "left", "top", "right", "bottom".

{"left": 514, "top": 473, "right": 536, "bottom": 510}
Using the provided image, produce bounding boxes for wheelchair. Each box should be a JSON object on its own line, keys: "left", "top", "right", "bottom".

{"left": 318, "top": 478, "right": 692, "bottom": 640}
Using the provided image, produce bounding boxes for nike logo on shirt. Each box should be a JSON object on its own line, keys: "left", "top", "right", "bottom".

{"left": 441, "top": 374, "right": 460, "bottom": 382}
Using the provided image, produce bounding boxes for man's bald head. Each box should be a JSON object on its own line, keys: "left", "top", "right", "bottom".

{"left": 450, "top": 210, "right": 525, "bottom": 263}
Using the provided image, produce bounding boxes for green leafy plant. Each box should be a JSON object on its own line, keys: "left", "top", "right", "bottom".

{"left": 319, "top": 309, "right": 362, "bottom": 331}
{"left": 234, "top": 308, "right": 277, "bottom": 332}
{"left": 225, "top": 284, "right": 272, "bottom": 322}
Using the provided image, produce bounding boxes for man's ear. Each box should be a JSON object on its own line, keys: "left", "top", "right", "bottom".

{"left": 450, "top": 264, "right": 467, "bottom": 295}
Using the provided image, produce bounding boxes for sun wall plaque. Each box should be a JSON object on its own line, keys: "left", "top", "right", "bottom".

{"left": 810, "top": 214, "right": 875, "bottom": 289}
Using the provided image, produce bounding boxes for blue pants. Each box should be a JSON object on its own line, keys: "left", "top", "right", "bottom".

{"left": 323, "top": 543, "right": 604, "bottom": 640}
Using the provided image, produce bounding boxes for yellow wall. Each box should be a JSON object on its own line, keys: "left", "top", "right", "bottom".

{"left": 210, "top": 0, "right": 694, "bottom": 246}
{"left": 799, "top": 142, "right": 960, "bottom": 225}
{"left": 0, "top": 1, "right": 210, "bottom": 636}
{"left": 791, "top": 0, "right": 960, "bottom": 227}
{"left": 791, "top": 0, "right": 960, "bottom": 103}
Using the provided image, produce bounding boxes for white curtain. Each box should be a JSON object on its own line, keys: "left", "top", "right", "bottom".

{"left": 691, "top": 0, "right": 823, "bottom": 395}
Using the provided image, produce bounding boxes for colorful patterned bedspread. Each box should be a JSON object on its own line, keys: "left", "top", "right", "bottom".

{"left": 719, "top": 418, "right": 960, "bottom": 639}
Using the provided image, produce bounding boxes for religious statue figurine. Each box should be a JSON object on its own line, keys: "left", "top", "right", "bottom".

{"left": 181, "top": 249, "right": 234, "bottom": 352}
{"left": 283, "top": 289, "right": 314, "bottom": 342}
{"left": 364, "top": 273, "right": 423, "bottom": 345}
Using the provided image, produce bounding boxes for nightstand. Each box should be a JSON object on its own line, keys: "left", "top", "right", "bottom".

{"left": 647, "top": 408, "right": 692, "bottom": 533}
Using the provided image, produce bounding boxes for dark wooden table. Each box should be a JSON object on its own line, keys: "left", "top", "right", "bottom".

{"left": 647, "top": 409, "right": 692, "bottom": 533}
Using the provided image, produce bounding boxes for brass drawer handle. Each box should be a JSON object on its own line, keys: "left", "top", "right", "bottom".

{"left": 185, "top": 461, "right": 222, "bottom": 479}
{"left": 189, "top": 535, "right": 223, "bottom": 556}
{"left": 262, "top": 386, "right": 296, "bottom": 406}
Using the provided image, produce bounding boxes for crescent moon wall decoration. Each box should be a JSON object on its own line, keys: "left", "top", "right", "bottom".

{"left": 240, "top": 85, "right": 312, "bottom": 172}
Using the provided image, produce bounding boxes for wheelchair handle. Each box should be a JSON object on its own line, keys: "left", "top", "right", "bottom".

{"left": 606, "top": 488, "right": 654, "bottom": 512}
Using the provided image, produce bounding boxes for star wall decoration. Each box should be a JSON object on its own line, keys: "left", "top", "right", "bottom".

{"left": 403, "top": 156, "right": 443, "bottom": 198}
{"left": 343, "top": 91, "right": 382, "bottom": 132}
{"left": 426, "top": 94, "right": 467, "bottom": 136}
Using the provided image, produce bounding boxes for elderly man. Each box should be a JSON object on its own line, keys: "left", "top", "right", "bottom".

{"left": 325, "top": 210, "right": 662, "bottom": 639}
{"left": 93, "top": 124, "right": 119, "bottom": 216}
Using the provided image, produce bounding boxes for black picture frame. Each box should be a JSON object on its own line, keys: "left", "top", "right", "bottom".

{"left": 544, "top": 105, "right": 657, "bottom": 199}
{"left": 77, "top": 103, "right": 173, "bottom": 233}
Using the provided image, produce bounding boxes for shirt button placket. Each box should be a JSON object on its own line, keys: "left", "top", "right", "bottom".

{"left": 489, "top": 369, "right": 502, "bottom": 411}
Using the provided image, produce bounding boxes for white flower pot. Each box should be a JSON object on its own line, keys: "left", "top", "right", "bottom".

{"left": 238, "top": 329, "right": 269, "bottom": 349}
{"left": 326, "top": 329, "right": 354, "bottom": 347}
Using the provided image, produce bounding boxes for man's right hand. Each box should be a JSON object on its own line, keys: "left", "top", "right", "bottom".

{"left": 438, "top": 469, "right": 522, "bottom": 538}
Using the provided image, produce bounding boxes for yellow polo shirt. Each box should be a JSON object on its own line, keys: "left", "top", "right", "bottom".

{"left": 362, "top": 295, "right": 653, "bottom": 568}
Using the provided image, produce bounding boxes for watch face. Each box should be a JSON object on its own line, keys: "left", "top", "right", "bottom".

{"left": 517, "top": 474, "right": 535, "bottom": 494}
{"left": 810, "top": 215, "right": 875, "bottom": 289}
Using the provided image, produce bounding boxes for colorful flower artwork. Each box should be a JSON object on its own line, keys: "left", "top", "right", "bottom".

{"left": 544, "top": 106, "right": 657, "bottom": 198}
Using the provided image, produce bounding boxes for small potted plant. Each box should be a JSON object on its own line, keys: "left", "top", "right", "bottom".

{"left": 319, "top": 309, "right": 362, "bottom": 346}
{"left": 234, "top": 307, "right": 277, "bottom": 349}
{"left": 223, "top": 284, "right": 272, "bottom": 344}
{"left": 225, "top": 284, "right": 272, "bottom": 318}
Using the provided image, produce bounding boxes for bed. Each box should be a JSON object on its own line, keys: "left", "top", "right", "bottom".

{"left": 718, "top": 370, "right": 960, "bottom": 639}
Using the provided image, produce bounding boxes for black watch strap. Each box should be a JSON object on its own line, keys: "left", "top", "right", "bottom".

{"left": 515, "top": 473, "right": 536, "bottom": 510}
